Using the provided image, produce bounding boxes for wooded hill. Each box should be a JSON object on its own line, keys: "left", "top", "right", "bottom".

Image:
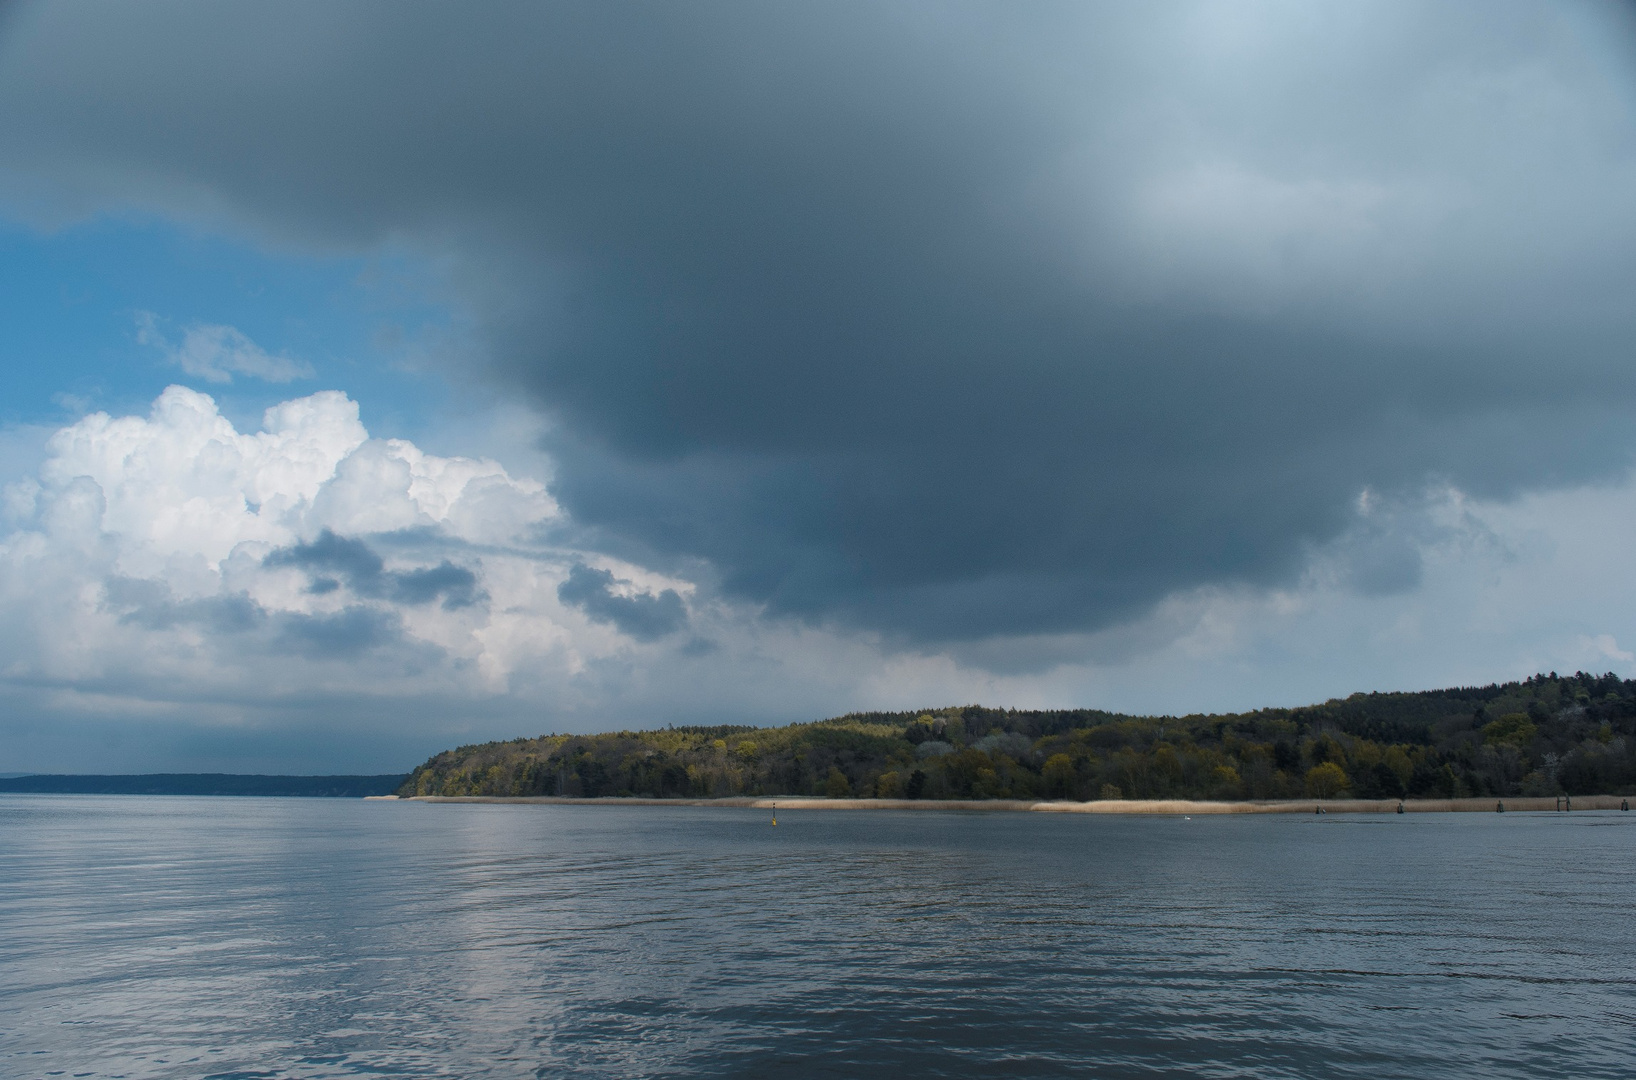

{"left": 400, "top": 671, "right": 1636, "bottom": 801}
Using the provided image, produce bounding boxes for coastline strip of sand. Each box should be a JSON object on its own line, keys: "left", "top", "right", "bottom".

{"left": 381, "top": 794, "right": 1632, "bottom": 813}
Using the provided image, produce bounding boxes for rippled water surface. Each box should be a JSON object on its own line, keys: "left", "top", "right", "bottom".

{"left": 1, "top": 796, "right": 1633, "bottom": 1078}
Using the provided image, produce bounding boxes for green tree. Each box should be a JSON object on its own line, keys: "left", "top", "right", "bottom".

{"left": 1305, "top": 761, "right": 1349, "bottom": 799}
{"left": 824, "top": 766, "right": 852, "bottom": 797}
{"left": 875, "top": 770, "right": 903, "bottom": 798}
{"left": 1042, "top": 753, "right": 1076, "bottom": 798}
{"left": 1383, "top": 746, "right": 1413, "bottom": 790}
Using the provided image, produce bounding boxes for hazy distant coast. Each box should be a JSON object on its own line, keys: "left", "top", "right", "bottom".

{"left": 392, "top": 794, "right": 1631, "bottom": 814}
{"left": 0, "top": 774, "right": 408, "bottom": 797}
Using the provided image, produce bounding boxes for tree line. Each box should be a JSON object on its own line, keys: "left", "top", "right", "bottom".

{"left": 399, "top": 671, "right": 1636, "bottom": 801}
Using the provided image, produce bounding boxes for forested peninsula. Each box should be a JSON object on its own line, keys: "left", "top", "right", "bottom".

{"left": 400, "top": 672, "right": 1636, "bottom": 802}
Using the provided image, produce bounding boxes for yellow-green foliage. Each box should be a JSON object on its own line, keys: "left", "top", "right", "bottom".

{"left": 1482, "top": 713, "right": 1537, "bottom": 748}
{"left": 1305, "top": 761, "right": 1349, "bottom": 799}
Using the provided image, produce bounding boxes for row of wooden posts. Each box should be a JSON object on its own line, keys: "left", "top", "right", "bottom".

{"left": 1332, "top": 797, "right": 1636, "bottom": 814}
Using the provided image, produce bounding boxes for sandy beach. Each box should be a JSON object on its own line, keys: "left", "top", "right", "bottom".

{"left": 384, "top": 794, "right": 1633, "bottom": 814}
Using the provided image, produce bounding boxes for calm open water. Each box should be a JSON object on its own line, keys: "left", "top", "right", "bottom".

{"left": 1, "top": 797, "right": 1632, "bottom": 1079}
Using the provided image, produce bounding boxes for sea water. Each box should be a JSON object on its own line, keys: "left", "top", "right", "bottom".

{"left": 0, "top": 796, "right": 1631, "bottom": 1079}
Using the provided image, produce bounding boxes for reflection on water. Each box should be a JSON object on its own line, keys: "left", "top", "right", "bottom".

{"left": 1, "top": 796, "right": 1632, "bottom": 1078}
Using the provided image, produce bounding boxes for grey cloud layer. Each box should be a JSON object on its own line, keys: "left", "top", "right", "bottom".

{"left": 3, "top": 1, "right": 1634, "bottom": 641}
{"left": 264, "top": 530, "right": 482, "bottom": 610}
{"left": 557, "top": 562, "right": 688, "bottom": 642}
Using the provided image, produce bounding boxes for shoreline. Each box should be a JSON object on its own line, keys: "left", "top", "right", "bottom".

{"left": 379, "top": 794, "right": 1633, "bottom": 814}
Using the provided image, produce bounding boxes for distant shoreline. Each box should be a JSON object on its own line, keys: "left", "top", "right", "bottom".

{"left": 386, "top": 794, "right": 1632, "bottom": 814}
{"left": 0, "top": 774, "right": 408, "bottom": 797}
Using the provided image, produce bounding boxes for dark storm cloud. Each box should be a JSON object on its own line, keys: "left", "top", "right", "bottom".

{"left": 265, "top": 531, "right": 383, "bottom": 588}
{"left": 97, "top": 575, "right": 407, "bottom": 658}
{"left": 103, "top": 577, "right": 266, "bottom": 633}
{"left": 558, "top": 562, "right": 687, "bottom": 642}
{"left": 390, "top": 563, "right": 481, "bottom": 609}
{"left": 265, "top": 530, "right": 482, "bottom": 610}
{"left": 99, "top": 571, "right": 434, "bottom": 657}
{"left": 4, "top": 1, "right": 1636, "bottom": 642}
{"left": 272, "top": 607, "right": 401, "bottom": 659}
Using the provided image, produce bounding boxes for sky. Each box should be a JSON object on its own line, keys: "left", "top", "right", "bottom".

{"left": 2, "top": 1, "right": 1636, "bottom": 773}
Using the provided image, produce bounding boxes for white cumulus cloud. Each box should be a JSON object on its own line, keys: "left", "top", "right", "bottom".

{"left": 0, "top": 386, "right": 700, "bottom": 741}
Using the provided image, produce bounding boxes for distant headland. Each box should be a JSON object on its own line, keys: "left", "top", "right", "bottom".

{"left": 399, "top": 672, "right": 1636, "bottom": 804}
